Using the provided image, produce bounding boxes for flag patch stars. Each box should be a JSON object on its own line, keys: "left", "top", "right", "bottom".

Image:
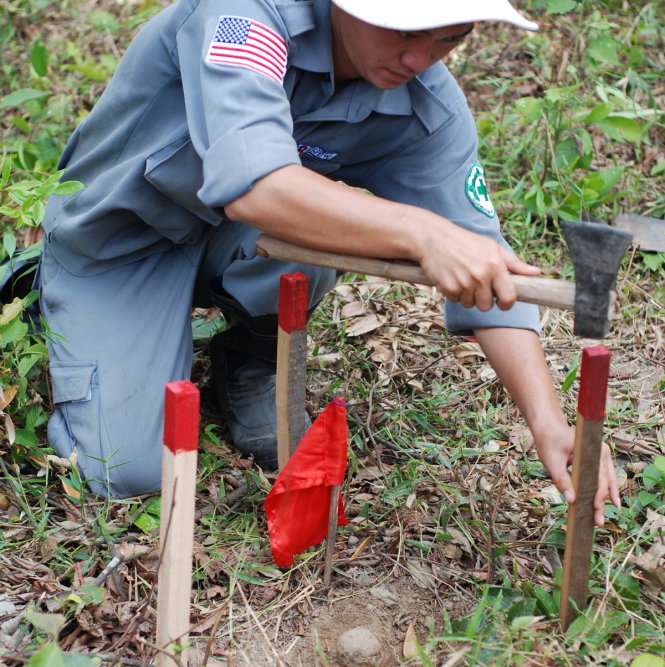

{"left": 205, "top": 15, "right": 288, "bottom": 84}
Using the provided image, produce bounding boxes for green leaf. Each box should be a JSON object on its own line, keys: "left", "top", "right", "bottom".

{"left": 533, "top": 586, "right": 557, "bottom": 618}
{"left": 3, "top": 231, "right": 17, "bottom": 259}
{"left": 653, "top": 456, "right": 665, "bottom": 475}
{"left": 0, "top": 89, "right": 50, "bottom": 110}
{"left": 580, "top": 168, "right": 624, "bottom": 200}
{"left": 18, "top": 353, "right": 42, "bottom": 377}
{"left": 514, "top": 97, "right": 544, "bottom": 124}
{"left": 134, "top": 512, "right": 159, "bottom": 534}
{"left": 24, "top": 611, "right": 67, "bottom": 639}
{"left": 0, "top": 316, "right": 29, "bottom": 345}
{"left": 584, "top": 102, "right": 614, "bottom": 123}
{"left": 547, "top": 0, "right": 577, "bottom": 14}
{"left": 32, "top": 199, "right": 46, "bottom": 225}
{"left": 651, "top": 159, "right": 665, "bottom": 176}
{"left": 54, "top": 180, "right": 85, "bottom": 196}
{"left": 30, "top": 39, "right": 48, "bottom": 76}
{"left": 554, "top": 136, "right": 580, "bottom": 172}
{"left": 560, "top": 353, "right": 580, "bottom": 392}
{"left": 27, "top": 642, "right": 65, "bottom": 667}
{"left": 0, "top": 298, "right": 25, "bottom": 326}
{"left": 89, "top": 10, "right": 119, "bottom": 33}
{"left": 612, "top": 571, "right": 641, "bottom": 611}
{"left": 630, "top": 654, "right": 665, "bottom": 667}
{"left": 588, "top": 36, "right": 624, "bottom": 67}
{"left": 641, "top": 252, "right": 665, "bottom": 272}
{"left": 594, "top": 116, "right": 643, "bottom": 143}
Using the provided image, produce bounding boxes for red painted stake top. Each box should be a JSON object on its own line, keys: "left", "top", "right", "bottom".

{"left": 278, "top": 272, "right": 308, "bottom": 333}
{"left": 577, "top": 345, "right": 611, "bottom": 421}
{"left": 163, "top": 380, "right": 200, "bottom": 454}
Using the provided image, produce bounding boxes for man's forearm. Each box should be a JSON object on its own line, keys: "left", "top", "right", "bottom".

{"left": 473, "top": 326, "right": 569, "bottom": 438}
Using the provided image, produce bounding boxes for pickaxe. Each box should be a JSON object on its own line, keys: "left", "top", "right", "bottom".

{"left": 256, "top": 219, "right": 632, "bottom": 339}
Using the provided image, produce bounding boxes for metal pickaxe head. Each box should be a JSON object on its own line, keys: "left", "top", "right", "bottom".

{"left": 561, "top": 220, "right": 632, "bottom": 339}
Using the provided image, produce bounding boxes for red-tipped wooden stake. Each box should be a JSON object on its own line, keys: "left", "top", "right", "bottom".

{"left": 560, "top": 346, "right": 611, "bottom": 630}
{"left": 276, "top": 272, "right": 309, "bottom": 471}
{"left": 156, "top": 381, "right": 200, "bottom": 666}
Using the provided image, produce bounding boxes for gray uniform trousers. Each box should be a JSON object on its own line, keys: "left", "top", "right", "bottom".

{"left": 40, "top": 220, "right": 336, "bottom": 498}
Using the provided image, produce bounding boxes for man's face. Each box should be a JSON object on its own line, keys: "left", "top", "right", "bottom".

{"left": 331, "top": 7, "right": 474, "bottom": 88}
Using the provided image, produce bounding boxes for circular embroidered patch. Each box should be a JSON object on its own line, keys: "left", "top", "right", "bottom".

{"left": 465, "top": 163, "right": 495, "bottom": 218}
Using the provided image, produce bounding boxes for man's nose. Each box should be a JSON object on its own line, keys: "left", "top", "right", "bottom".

{"left": 400, "top": 48, "right": 433, "bottom": 74}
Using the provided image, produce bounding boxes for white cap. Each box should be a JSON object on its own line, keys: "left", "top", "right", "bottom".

{"left": 331, "top": 0, "right": 539, "bottom": 32}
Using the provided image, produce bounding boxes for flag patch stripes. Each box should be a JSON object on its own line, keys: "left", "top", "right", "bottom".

{"left": 205, "top": 15, "right": 287, "bottom": 84}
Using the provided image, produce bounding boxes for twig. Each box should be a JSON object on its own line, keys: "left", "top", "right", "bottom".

{"left": 139, "top": 638, "right": 184, "bottom": 667}
{"left": 201, "top": 601, "right": 229, "bottom": 665}
{"left": 236, "top": 582, "right": 284, "bottom": 666}
{"left": 91, "top": 555, "right": 124, "bottom": 587}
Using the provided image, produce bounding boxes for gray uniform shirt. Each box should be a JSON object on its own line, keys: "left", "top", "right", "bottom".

{"left": 43, "top": 0, "right": 539, "bottom": 333}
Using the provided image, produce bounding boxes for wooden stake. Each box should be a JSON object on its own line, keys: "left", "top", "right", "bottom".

{"left": 156, "top": 381, "right": 200, "bottom": 666}
{"left": 323, "top": 391, "right": 346, "bottom": 586}
{"left": 276, "top": 272, "right": 308, "bottom": 470}
{"left": 323, "top": 484, "right": 341, "bottom": 586}
{"left": 560, "top": 346, "right": 611, "bottom": 631}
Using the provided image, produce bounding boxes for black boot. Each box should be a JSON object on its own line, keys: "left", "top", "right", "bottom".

{"left": 0, "top": 247, "right": 41, "bottom": 327}
{"left": 210, "top": 289, "right": 309, "bottom": 469}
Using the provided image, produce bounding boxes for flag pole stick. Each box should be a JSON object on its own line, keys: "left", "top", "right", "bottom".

{"left": 323, "top": 483, "right": 340, "bottom": 586}
{"left": 156, "top": 380, "right": 200, "bottom": 666}
{"left": 276, "top": 272, "right": 309, "bottom": 470}
{"left": 323, "top": 390, "right": 346, "bottom": 586}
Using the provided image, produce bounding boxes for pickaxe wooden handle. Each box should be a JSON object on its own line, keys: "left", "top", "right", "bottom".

{"left": 256, "top": 234, "right": 576, "bottom": 311}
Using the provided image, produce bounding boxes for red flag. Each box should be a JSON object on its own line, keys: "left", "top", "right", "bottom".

{"left": 264, "top": 398, "right": 348, "bottom": 567}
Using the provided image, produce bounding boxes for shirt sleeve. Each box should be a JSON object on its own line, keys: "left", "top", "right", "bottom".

{"left": 362, "top": 70, "right": 540, "bottom": 335}
{"left": 176, "top": 0, "right": 302, "bottom": 208}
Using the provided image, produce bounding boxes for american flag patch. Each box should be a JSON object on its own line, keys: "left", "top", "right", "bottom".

{"left": 205, "top": 16, "right": 288, "bottom": 84}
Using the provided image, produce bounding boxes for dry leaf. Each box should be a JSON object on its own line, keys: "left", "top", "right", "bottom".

{"left": 341, "top": 300, "right": 367, "bottom": 317}
{"left": 349, "top": 536, "right": 373, "bottom": 561}
{"left": 346, "top": 313, "right": 386, "bottom": 337}
{"left": 539, "top": 484, "right": 564, "bottom": 504}
{"left": 60, "top": 478, "right": 81, "bottom": 500}
{"left": 478, "top": 366, "right": 497, "bottom": 382}
{"left": 0, "top": 385, "right": 17, "bottom": 411}
{"left": 403, "top": 622, "right": 419, "bottom": 659}
{"left": 450, "top": 341, "right": 485, "bottom": 359}
{"left": 406, "top": 559, "right": 436, "bottom": 589}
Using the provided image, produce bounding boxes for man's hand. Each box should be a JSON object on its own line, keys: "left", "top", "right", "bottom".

{"left": 417, "top": 221, "right": 541, "bottom": 312}
{"left": 474, "top": 327, "right": 622, "bottom": 528}
{"left": 534, "top": 424, "right": 620, "bottom": 527}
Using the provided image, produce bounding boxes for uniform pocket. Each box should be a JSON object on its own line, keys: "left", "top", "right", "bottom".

{"left": 50, "top": 361, "right": 97, "bottom": 404}
{"left": 144, "top": 135, "right": 223, "bottom": 226}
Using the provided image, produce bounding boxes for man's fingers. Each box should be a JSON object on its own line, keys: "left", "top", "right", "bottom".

{"left": 502, "top": 249, "right": 542, "bottom": 276}
{"left": 602, "top": 446, "right": 621, "bottom": 507}
{"left": 492, "top": 271, "right": 517, "bottom": 310}
{"left": 551, "top": 468, "right": 576, "bottom": 505}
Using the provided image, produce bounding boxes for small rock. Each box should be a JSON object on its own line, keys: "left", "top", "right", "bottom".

{"left": 348, "top": 535, "right": 360, "bottom": 547}
{"left": 370, "top": 586, "right": 398, "bottom": 606}
{"left": 336, "top": 626, "right": 388, "bottom": 666}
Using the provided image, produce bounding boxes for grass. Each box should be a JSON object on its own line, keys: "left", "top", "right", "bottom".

{"left": 1, "top": 0, "right": 664, "bottom": 665}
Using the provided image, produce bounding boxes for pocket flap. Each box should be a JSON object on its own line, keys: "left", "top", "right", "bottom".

{"left": 50, "top": 362, "right": 97, "bottom": 403}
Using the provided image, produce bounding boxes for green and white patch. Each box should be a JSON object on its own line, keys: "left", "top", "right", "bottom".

{"left": 465, "top": 163, "right": 495, "bottom": 218}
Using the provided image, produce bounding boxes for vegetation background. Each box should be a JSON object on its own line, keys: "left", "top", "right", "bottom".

{"left": 0, "top": 0, "right": 663, "bottom": 665}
